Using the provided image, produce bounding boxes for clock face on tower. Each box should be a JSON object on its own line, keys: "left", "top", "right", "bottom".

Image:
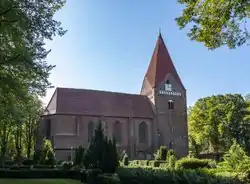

{"left": 159, "top": 81, "right": 182, "bottom": 96}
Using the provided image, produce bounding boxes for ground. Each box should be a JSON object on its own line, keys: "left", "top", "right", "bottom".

{"left": 0, "top": 179, "right": 83, "bottom": 184}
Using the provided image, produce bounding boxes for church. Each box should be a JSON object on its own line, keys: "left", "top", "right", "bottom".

{"left": 39, "top": 33, "right": 188, "bottom": 161}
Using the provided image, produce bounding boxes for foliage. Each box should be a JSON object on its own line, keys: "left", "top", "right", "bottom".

{"left": 0, "top": 0, "right": 66, "bottom": 98}
{"left": 83, "top": 122, "right": 119, "bottom": 173}
{"left": 188, "top": 94, "right": 250, "bottom": 154}
{"left": 154, "top": 146, "right": 168, "bottom": 160}
{"left": 219, "top": 141, "right": 250, "bottom": 171}
{"left": 175, "top": 157, "right": 216, "bottom": 169}
{"left": 117, "top": 167, "right": 247, "bottom": 184}
{"left": 74, "top": 146, "right": 85, "bottom": 166}
{"left": 176, "top": 0, "right": 250, "bottom": 49}
{"left": 122, "top": 153, "right": 129, "bottom": 166}
{"left": 41, "top": 139, "right": 55, "bottom": 165}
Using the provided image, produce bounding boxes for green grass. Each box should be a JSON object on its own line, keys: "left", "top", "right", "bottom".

{"left": 0, "top": 179, "right": 83, "bottom": 184}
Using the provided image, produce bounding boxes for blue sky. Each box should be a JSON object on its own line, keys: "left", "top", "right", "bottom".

{"left": 43, "top": 1, "right": 250, "bottom": 107}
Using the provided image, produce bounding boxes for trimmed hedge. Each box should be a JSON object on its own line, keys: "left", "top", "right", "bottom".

{"left": 0, "top": 169, "right": 81, "bottom": 179}
{"left": 117, "top": 167, "right": 247, "bottom": 184}
{"left": 129, "top": 160, "right": 166, "bottom": 168}
{"left": 175, "top": 158, "right": 216, "bottom": 169}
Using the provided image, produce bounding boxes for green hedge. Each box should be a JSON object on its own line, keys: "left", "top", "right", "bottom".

{"left": 117, "top": 167, "right": 247, "bottom": 184}
{"left": 175, "top": 158, "right": 216, "bottom": 169}
{"left": 129, "top": 160, "right": 166, "bottom": 168}
{"left": 0, "top": 169, "right": 81, "bottom": 179}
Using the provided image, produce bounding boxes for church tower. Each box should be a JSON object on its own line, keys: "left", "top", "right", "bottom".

{"left": 141, "top": 33, "right": 188, "bottom": 157}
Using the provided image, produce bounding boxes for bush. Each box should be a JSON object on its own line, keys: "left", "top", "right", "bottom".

{"left": 97, "top": 173, "right": 121, "bottom": 184}
{"left": 154, "top": 146, "right": 168, "bottom": 160}
{"left": 22, "top": 159, "right": 34, "bottom": 166}
{"left": 62, "top": 161, "right": 74, "bottom": 170}
{"left": 122, "top": 154, "right": 129, "bottom": 166}
{"left": 117, "top": 167, "right": 247, "bottom": 184}
{"left": 85, "top": 169, "right": 102, "bottom": 184}
{"left": 218, "top": 141, "right": 250, "bottom": 172}
{"left": 83, "top": 122, "right": 119, "bottom": 173}
{"left": 33, "top": 149, "right": 43, "bottom": 164}
{"left": 74, "top": 146, "right": 85, "bottom": 166}
{"left": 175, "top": 158, "right": 215, "bottom": 169}
{"left": 149, "top": 160, "right": 166, "bottom": 167}
{"left": 0, "top": 169, "right": 81, "bottom": 179}
{"left": 45, "top": 149, "right": 56, "bottom": 166}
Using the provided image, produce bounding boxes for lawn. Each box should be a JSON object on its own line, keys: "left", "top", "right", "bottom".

{"left": 0, "top": 179, "right": 83, "bottom": 184}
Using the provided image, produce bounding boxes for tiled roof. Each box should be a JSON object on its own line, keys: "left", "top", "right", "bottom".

{"left": 144, "top": 33, "right": 185, "bottom": 89}
{"left": 50, "top": 87, "right": 154, "bottom": 118}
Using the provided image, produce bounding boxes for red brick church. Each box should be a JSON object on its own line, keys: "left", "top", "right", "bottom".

{"left": 39, "top": 33, "right": 188, "bottom": 160}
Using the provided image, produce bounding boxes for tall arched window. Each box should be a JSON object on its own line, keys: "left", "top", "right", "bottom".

{"left": 114, "top": 121, "right": 122, "bottom": 143}
{"left": 139, "top": 121, "right": 148, "bottom": 143}
{"left": 88, "top": 121, "right": 94, "bottom": 142}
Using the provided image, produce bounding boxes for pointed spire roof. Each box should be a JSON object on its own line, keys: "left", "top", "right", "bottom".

{"left": 144, "top": 33, "right": 185, "bottom": 89}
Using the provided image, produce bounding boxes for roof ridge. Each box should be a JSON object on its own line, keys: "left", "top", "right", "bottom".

{"left": 56, "top": 87, "right": 144, "bottom": 97}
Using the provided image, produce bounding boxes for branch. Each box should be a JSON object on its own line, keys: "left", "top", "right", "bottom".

{"left": 0, "top": 7, "right": 14, "bottom": 16}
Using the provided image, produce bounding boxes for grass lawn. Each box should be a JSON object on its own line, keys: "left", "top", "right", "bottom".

{"left": 0, "top": 179, "right": 83, "bottom": 184}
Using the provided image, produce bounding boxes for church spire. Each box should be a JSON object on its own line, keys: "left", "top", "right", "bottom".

{"left": 143, "top": 33, "right": 185, "bottom": 89}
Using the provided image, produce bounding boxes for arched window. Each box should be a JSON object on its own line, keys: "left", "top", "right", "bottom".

{"left": 114, "top": 121, "right": 122, "bottom": 143}
{"left": 139, "top": 122, "right": 148, "bottom": 143}
{"left": 168, "top": 100, "right": 174, "bottom": 109}
{"left": 88, "top": 121, "right": 94, "bottom": 142}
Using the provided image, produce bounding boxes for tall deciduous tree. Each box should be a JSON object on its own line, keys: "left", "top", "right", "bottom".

{"left": 0, "top": 0, "right": 66, "bottom": 102}
{"left": 189, "top": 94, "right": 250, "bottom": 154}
{"left": 176, "top": 0, "right": 250, "bottom": 49}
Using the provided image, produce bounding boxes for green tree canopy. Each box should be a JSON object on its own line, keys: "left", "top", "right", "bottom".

{"left": 188, "top": 94, "right": 250, "bottom": 154}
{"left": 0, "top": 0, "right": 66, "bottom": 100}
{"left": 176, "top": 0, "right": 250, "bottom": 49}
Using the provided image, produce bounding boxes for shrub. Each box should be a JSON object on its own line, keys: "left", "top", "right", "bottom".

{"left": 0, "top": 169, "right": 81, "bottom": 179}
{"left": 117, "top": 167, "right": 247, "bottom": 184}
{"left": 45, "top": 149, "right": 56, "bottom": 166}
{"left": 74, "top": 146, "right": 85, "bottom": 166}
{"left": 62, "top": 161, "right": 74, "bottom": 170}
{"left": 218, "top": 140, "right": 250, "bottom": 172}
{"left": 149, "top": 160, "right": 166, "bottom": 167}
{"left": 168, "top": 155, "right": 176, "bottom": 169}
{"left": 83, "top": 122, "right": 119, "bottom": 173}
{"left": 122, "top": 153, "right": 129, "bottom": 166}
{"left": 33, "top": 149, "right": 43, "bottom": 164}
{"left": 85, "top": 169, "right": 102, "bottom": 184}
{"left": 97, "top": 173, "right": 121, "bottom": 184}
{"left": 22, "top": 159, "right": 34, "bottom": 166}
{"left": 175, "top": 158, "right": 215, "bottom": 169}
{"left": 154, "top": 146, "right": 168, "bottom": 160}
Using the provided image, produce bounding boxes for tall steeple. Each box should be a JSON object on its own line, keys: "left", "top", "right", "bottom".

{"left": 143, "top": 33, "right": 185, "bottom": 90}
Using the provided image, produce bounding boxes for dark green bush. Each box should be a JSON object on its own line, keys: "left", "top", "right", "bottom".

{"left": 62, "top": 161, "right": 74, "bottom": 170}
{"left": 0, "top": 169, "right": 81, "bottom": 179}
{"left": 117, "top": 167, "right": 247, "bottom": 184}
{"left": 84, "top": 122, "right": 119, "bottom": 173}
{"left": 97, "top": 173, "right": 121, "bottom": 184}
{"left": 22, "top": 159, "right": 34, "bottom": 165}
{"left": 85, "top": 169, "right": 102, "bottom": 184}
{"left": 154, "top": 146, "right": 168, "bottom": 160}
{"left": 175, "top": 158, "right": 215, "bottom": 169}
{"left": 122, "top": 154, "right": 129, "bottom": 166}
{"left": 149, "top": 160, "right": 166, "bottom": 167}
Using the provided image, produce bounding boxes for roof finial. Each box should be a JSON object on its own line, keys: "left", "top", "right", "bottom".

{"left": 159, "top": 28, "right": 161, "bottom": 36}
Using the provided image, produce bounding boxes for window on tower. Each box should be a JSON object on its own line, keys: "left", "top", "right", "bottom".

{"left": 168, "top": 100, "right": 174, "bottom": 109}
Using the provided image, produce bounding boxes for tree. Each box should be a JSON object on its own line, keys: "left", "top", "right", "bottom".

{"left": 0, "top": 0, "right": 66, "bottom": 99}
{"left": 189, "top": 94, "right": 250, "bottom": 154}
{"left": 154, "top": 146, "right": 168, "bottom": 160}
{"left": 176, "top": 0, "right": 250, "bottom": 49}
{"left": 83, "top": 122, "right": 119, "bottom": 173}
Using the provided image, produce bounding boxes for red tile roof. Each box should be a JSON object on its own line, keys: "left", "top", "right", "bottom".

{"left": 51, "top": 87, "right": 154, "bottom": 118}
{"left": 144, "top": 33, "right": 185, "bottom": 89}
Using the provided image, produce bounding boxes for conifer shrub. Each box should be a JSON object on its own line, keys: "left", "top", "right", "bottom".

{"left": 74, "top": 146, "right": 85, "bottom": 166}
{"left": 122, "top": 153, "right": 129, "bottom": 166}
{"left": 218, "top": 140, "right": 250, "bottom": 172}
{"left": 154, "top": 146, "right": 168, "bottom": 160}
{"left": 83, "top": 122, "right": 119, "bottom": 173}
